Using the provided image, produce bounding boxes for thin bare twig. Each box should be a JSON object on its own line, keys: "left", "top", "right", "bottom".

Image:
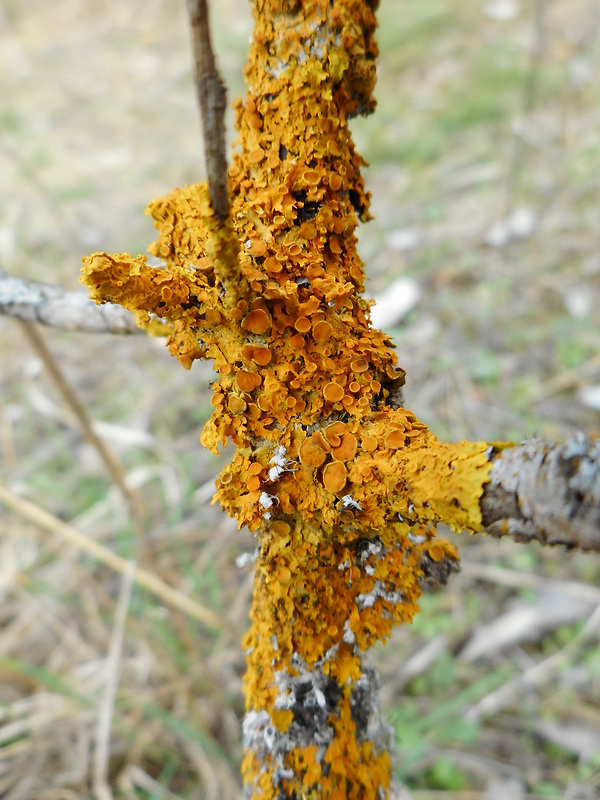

{"left": 0, "top": 268, "right": 141, "bottom": 334}
{"left": 0, "top": 481, "right": 228, "bottom": 633}
{"left": 18, "top": 319, "right": 146, "bottom": 538}
{"left": 187, "top": 0, "right": 229, "bottom": 222}
{"left": 93, "top": 560, "right": 135, "bottom": 800}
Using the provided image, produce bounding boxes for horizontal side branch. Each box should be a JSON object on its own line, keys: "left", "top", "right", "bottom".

{"left": 480, "top": 435, "right": 600, "bottom": 552}
{"left": 0, "top": 267, "right": 141, "bottom": 334}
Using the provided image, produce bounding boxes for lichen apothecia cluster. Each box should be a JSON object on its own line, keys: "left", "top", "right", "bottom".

{"left": 240, "top": 517, "right": 460, "bottom": 799}
{"left": 81, "top": 1, "right": 494, "bottom": 797}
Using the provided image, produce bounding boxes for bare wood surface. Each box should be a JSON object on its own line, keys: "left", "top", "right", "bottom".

{"left": 481, "top": 435, "right": 600, "bottom": 552}
{"left": 0, "top": 268, "right": 141, "bottom": 334}
{"left": 187, "top": 0, "right": 229, "bottom": 222}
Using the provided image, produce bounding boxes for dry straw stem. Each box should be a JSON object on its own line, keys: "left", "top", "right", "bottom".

{"left": 527, "top": 352, "right": 600, "bottom": 403}
{"left": 17, "top": 319, "right": 146, "bottom": 537}
{"left": 0, "top": 481, "right": 227, "bottom": 633}
{"left": 78, "top": 0, "right": 600, "bottom": 796}
{"left": 0, "top": 267, "right": 141, "bottom": 333}
{"left": 93, "top": 560, "right": 135, "bottom": 800}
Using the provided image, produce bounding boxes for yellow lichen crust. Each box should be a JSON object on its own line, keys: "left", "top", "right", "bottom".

{"left": 241, "top": 520, "right": 458, "bottom": 798}
{"left": 81, "top": 1, "right": 496, "bottom": 798}
{"left": 215, "top": 411, "right": 492, "bottom": 535}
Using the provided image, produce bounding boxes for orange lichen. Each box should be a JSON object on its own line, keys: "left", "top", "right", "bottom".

{"left": 247, "top": 475, "right": 261, "bottom": 492}
{"left": 323, "top": 382, "right": 345, "bottom": 403}
{"left": 325, "top": 421, "right": 347, "bottom": 447}
{"left": 264, "top": 256, "right": 282, "bottom": 273}
{"left": 229, "top": 396, "right": 247, "bottom": 414}
{"left": 303, "top": 169, "right": 321, "bottom": 186}
{"left": 332, "top": 432, "right": 358, "bottom": 462}
{"left": 312, "top": 430, "right": 331, "bottom": 453}
{"left": 294, "top": 316, "right": 312, "bottom": 333}
{"left": 241, "top": 514, "right": 450, "bottom": 800}
{"left": 427, "top": 542, "right": 446, "bottom": 562}
{"left": 323, "top": 461, "right": 347, "bottom": 494}
{"left": 351, "top": 357, "right": 369, "bottom": 373}
{"left": 313, "top": 320, "right": 333, "bottom": 341}
{"left": 79, "top": 1, "right": 498, "bottom": 798}
{"left": 237, "top": 371, "right": 262, "bottom": 392}
{"left": 385, "top": 430, "right": 405, "bottom": 450}
{"left": 242, "top": 344, "right": 272, "bottom": 365}
{"left": 242, "top": 308, "right": 271, "bottom": 334}
{"left": 251, "top": 239, "right": 267, "bottom": 256}
{"left": 299, "top": 435, "right": 328, "bottom": 467}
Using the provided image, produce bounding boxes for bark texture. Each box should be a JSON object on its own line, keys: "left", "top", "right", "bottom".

{"left": 481, "top": 436, "right": 600, "bottom": 552}
{"left": 0, "top": 268, "right": 141, "bottom": 334}
{"left": 188, "top": 0, "right": 230, "bottom": 222}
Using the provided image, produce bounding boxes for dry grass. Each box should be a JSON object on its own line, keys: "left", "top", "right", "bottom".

{"left": 1, "top": 0, "right": 600, "bottom": 797}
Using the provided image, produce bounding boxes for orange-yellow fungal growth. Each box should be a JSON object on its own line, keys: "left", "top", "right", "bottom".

{"left": 332, "top": 432, "right": 358, "bottom": 462}
{"left": 385, "top": 429, "right": 405, "bottom": 450}
{"left": 299, "top": 435, "right": 328, "bottom": 468}
{"left": 323, "top": 382, "right": 345, "bottom": 403}
{"left": 323, "top": 461, "right": 347, "bottom": 493}
{"left": 313, "top": 320, "right": 333, "bottom": 341}
{"left": 237, "top": 371, "right": 263, "bottom": 392}
{"left": 325, "top": 422, "right": 347, "bottom": 446}
{"left": 242, "top": 344, "right": 272, "bottom": 365}
{"left": 294, "top": 316, "right": 312, "bottom": 333}
{"left": 229, "top": 395, "right": 247, "bottom": 414}
{"left": 80, "top": 1, "right": 497, "bottom": 798}
{"left": 242, "top": 308, "right": 271, "bottom": 334}
{"left": 247, "top": 475, "right": 261, "bottom": 492}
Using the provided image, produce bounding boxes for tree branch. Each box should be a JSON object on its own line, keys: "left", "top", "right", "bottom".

{"left": 481, "top": 435, "right": 600, "bottom": 552}
{"left": 187, "top": 0, "right": 229, "bottom": 223}
{"left": 0, "top": 267, "right": 141, "bottom": 334}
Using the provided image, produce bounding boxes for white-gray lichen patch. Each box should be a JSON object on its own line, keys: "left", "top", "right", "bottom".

{"left": 243, "top": 648, "right": 394, "bottom": 797}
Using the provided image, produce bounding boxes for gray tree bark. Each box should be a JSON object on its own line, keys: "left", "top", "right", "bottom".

{"left": 481, "top": 435, "right": 600, "bottom": 552}
{"left": 0, "top": 267, "right": 141, "bottom": 334}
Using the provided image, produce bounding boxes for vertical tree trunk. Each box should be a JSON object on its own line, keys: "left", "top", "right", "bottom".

{"left": 215, "top": 3, "right": 467, "bottom": 797}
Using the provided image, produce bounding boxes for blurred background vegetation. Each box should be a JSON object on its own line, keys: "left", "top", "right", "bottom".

{"left": 0, "top": 0, "right": 599, "bottom": 797}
